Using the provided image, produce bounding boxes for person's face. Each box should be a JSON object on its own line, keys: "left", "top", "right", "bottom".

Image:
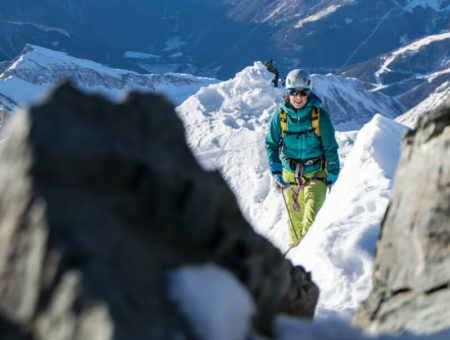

{"left": 289, "top": 89, "right": 310, "bottom": 110}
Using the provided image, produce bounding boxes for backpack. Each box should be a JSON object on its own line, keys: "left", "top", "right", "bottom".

{"left": 278, "top": 106, "right": 321, "bottom": 146}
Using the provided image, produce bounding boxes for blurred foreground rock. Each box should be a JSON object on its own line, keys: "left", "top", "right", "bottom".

{"left": 353, "top": 97, "right": 450, "bottom": 335}
{"left": 0, "top": 83, "right": 318, "bottom": 340}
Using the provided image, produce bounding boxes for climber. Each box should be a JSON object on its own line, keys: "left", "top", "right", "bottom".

{"left": 264, "top": 59, "right": 279, "bottom": 87}
{"left": 265, "top": 69, "right": 340, "bottom": 249}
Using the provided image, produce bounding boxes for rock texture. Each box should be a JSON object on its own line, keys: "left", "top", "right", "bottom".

{"left": 0, "top": 83, "right": 319, "bottom": 339}
{"left": 353, "top": 97, "right": 450, "bottom": 335}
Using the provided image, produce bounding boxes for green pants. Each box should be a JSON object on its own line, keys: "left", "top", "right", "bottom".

{"left": 282, "top": 168, "right": 327, "bottom": 246}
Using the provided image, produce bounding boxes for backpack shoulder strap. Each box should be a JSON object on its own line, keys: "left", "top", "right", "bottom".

{"left": 311, "top": 107, "right": 321, "bottom": 138}
{"left": 279, "top": 107, "right": 287, "bottom": 139}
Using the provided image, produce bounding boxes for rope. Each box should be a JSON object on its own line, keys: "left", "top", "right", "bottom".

{"left": 281, "top": 187, "right": 299, "bottom": 241}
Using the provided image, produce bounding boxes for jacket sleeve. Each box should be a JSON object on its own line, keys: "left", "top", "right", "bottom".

{"left": 319, "top": 108, "right": 340, "bottom": 175}
{"left": 265, "top": 108, "right": 282, "bottom": 166}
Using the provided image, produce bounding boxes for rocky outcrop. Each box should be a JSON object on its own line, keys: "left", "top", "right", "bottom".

{"left": 353, "top": 97, "right": 450, "bottom": 335}
{"left": 0, "top": 83, "right": 319, "bottom": 339}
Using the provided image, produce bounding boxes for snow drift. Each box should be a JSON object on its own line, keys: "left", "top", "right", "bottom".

{"left": 177, "top": 62, "right": 408, "bottom": 320}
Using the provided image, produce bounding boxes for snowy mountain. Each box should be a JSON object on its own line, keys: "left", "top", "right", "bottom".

{"left": 341, "top": 32, "right": 450, "bottom": 113}
{"left": 0, "top": 45, "right": 405, "bottom": 130}
{"left": 0, "top": 58, "right": 449, "bottom": 340}
{"left": 225, "top": 0, "right": 450, "bottom": 75}
{"left": 0, "top": 0, "right": 448, "bottom": 80}
{"left": 0, "top": 0, "right": 252, "bottom": 78}
{"left": 0, "top": 37, "right": 448, "bottom": 339}
{"left": 395, "top": 78, "right": 450, "bottom": 128}
{"left": 176, "top": 62, "right": 410, "bottom": 319}
{"left": 0, "top": 44, "right": 219, "bottom": 124}
{"left": 183, "top": 61, "right": 402, "bottom": 131}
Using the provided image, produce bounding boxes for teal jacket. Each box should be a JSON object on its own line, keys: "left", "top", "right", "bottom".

{"left": 265, "top": 93, "right": 340, "bottom": 175}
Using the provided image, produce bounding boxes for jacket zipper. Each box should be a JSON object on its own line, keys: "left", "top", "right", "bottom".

{"left": 297, "top": 117, "right": 303, "bottom": 159}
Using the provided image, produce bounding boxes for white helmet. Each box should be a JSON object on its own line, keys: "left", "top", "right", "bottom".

{"left": 285, "top": 69, "right": 312, "bottom": 90}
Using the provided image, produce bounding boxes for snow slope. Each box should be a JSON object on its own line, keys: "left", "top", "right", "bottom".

{"left": 287, "top": 114, "right": 407, "bottom": 319}
{"left": 177, "top": 61, "right": 409, "bottom": 321}
{"left": 395, "top": 79, "right": 450, "bottom": 128}
{"left": 173, "top": 61, "right": 450, "bottom": 339}
{"left": 373, "top": 32, "right": 450, "bottom": 90}
{"left": 342, "top": 32, "right": 450, "bottom": 112}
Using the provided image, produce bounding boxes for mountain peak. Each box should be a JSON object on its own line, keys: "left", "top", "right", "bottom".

{"left": 0, "top": 45, "right": 219, "bottom": 121}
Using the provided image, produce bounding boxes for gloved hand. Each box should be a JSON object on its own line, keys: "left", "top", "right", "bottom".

{"left": 270, "top": 163, "right": 289, "bottom": 188}
{"left": 274, "top": 174, "right": 290, "bottom": 188}
{"left": 327, "top": 172, "right": 338, "bottom": 185}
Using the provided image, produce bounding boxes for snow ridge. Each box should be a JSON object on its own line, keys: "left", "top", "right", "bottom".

{"left": 0, "top": 20, "right": 70, "bottom": 37}
{"left": 405, "top": 0, "right": 450, "bottom": 12}
{"left": 0, "top": 44, "right": 219, "bottom": 118}
{"left": 374, "top": 32, "right": 450, "bottom": 89}
{"left": 395, "top": 80, "right": 450, "bottom": 128}
{"left": 295, "top": 4, "right": 344, "bottom": 29}
{"left": 177, "top": 62, "right": 409, "bottom": 320}
{"left": 288, "top": 114, "right": 407, "bottom": 319}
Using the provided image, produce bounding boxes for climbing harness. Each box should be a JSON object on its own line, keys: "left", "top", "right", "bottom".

{"left": 288, "top": 156, "right": 331, "bottom": 211}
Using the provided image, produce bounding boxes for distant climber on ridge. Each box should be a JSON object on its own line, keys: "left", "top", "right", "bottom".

{"left": 264, "top": 59, "right": 279, "bottom": 87}
{"left": 265, "top": 69, "right": 340, "bottom": 252}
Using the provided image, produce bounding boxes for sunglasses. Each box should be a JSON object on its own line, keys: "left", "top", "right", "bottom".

{"left": 288, "top": 89, "right": 310, "bottom": 97}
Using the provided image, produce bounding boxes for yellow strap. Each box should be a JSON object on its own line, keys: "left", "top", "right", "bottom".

{"left": 279, "top": 106, "right": 321, "bottom": 139}
{"left": 279, "top": 107, "right": 287, "bottom": 139}
{"left": 311, "top": 107, "right": 321, "bottom": 138}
